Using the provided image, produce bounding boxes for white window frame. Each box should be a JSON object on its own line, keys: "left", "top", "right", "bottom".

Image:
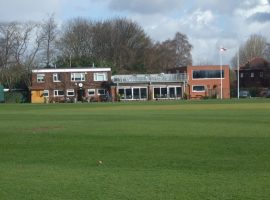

{"left": 37, "top": 74, "right": 45, "bottom": 83}
{"left": 192, "top": 85, "right": 205, "bottom": 92}
{"left": 94, "top": 73, "right": 108, "bottom": 81}
{"left": 54, "top": 90, "right": 65, "bottom": 97}
{"left": 66, "top": 89, "right": 75, "bottom": 96}
{"left": 43, "top": 90, "right": 49, "bottom": 97}
{"left": 71, "top": 73, "right": 85, "bottom": 82}
{"left": 88, "top": 89, "right": 95, "bottom": 96}
{"left": 53, "top": 73, "right": 61, "bottom": 82}
{"left": 97, "top": 89, "right": 106, "bottom": 95}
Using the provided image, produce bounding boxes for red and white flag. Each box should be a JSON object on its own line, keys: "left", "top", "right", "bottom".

{"left": 220, "top": 47, "right": 227, "bottom": 52}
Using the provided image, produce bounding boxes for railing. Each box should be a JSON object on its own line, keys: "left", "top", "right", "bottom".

{"left": 112, "top": 73, "right": 188, "bottom": 84}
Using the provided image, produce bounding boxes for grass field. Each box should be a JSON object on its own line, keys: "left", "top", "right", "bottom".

{"left": 1, "top": 99, "right": 270, "bottom": 200}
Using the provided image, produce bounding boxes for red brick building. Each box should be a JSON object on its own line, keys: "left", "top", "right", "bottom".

{"left": 187, "top": 65, "right": 231, "bottom": 99}
{"left": 31, "top": 68, "right": 111, "bottom": 103}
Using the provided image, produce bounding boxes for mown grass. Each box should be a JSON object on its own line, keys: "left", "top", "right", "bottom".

{"left": 0, "top": 99, "right": 270, "bottom": 200}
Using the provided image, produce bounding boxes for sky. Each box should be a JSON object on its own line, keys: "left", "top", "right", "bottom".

{"left": 1, "top": 0, "right": 270, "bottom": 65}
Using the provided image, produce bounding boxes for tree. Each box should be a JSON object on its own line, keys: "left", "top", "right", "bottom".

{"left": 231, "top": 34, "right": 268, "bottom": 68}
{"left": 144, "top": 32, "right": 193, "bottom": 72}
{"left": 40, "top": 14, "right": 58, "bottom": 67}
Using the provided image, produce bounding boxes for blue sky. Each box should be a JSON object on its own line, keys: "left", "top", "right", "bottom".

{"left": 1, "top": 0, "right": 270, "bottom": 65}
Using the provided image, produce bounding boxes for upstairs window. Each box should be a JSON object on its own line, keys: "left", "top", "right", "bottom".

{"left": 193, "top": 70, "right": 224, "bottom": 79}
{"left": 240, "top": 73, "right": 244, "bottom": 78}
{"left": 94, "top": 73, "right": 108, "bottom": 81}
{"left": 37, "top": 74, "right": 45, "bottom": 83}
{"left": 251, "top": 72, "right": 254, "bottom": 78}
{"left": 260, "top": 72, "right": 263, "bottom": 78}
{"left": 53, "top": 73, "right": 61, "bottom": 82}
{"left": 71, "top": 73, "right": 85, "bottom": 82}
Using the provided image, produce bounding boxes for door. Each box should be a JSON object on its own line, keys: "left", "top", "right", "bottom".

{"left": 77, "top": 89, "right": 85, "bottom": 102}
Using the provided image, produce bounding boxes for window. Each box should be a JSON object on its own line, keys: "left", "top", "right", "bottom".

{"left": 53, "top": 73, "right": 61, "bottom": 82}
{"left": 97, "top": 89, "right": 106, "bottom": 95}
{"left": 251, "top": 72, "right": 254, "bottom": 78}
{"left": 88, "top": 89, "right": 95, "bottom": 96}
{"left": 54, "top": 90, "right": 64, "bottom": 96}
{"left": 94, "top": 73, "right": 108, "bottom": 81}
{"left": 154, "top": 87, "right": 167, "bottom": 98}
{"left": 193, "top": 70, "right": 224, "bottom": 79}
{"left": 37, "top": 74, "right": 45, "bottom": 83}
{"left": 240, "top": 73, "right": 244, "bottom": 78}
{"left": 67, "top": 89, "right": 74, "bottom": 96}
{"left": 71, "top": 73, "right": 85, "bottom": 81}
{"left": 118, "top": 88, "right": 148, "bottom": 100}
{"left": 43, "top": 90, "right": 49, "bottom": 97}
{"left": 193, "top": 85, "right": 205, "bottom": 92}
{"left": 260, "top": 72, "right": 264, "bottom": 78}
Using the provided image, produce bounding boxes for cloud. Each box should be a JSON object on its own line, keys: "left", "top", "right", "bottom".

{"left": 247, "top": 12, "right": 270, "bottom": 23}
{"left": 0, "top": 0, "right": 61, "bottom": 22}
{"left": 108, "top": 0, "right": 185, "bottom": 14}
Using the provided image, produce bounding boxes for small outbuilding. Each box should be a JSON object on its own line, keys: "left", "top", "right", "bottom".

{"left": 0, "top": 84, "right": 4, "bottom": 103}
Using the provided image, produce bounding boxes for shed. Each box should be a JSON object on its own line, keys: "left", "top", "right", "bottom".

{"left": 0, "top": 85, "right": 4, "bottom": 103}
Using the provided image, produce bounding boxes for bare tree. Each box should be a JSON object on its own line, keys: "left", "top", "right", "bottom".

{"left": 231, "top": 34, "right": 268, "bottom": 68}
{"left": 40, "top": 14, "right": 58, "bottom": 67}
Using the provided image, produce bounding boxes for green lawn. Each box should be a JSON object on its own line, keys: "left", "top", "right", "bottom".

{"left": 1, "top": 100, "right": 270, "bottom": 200}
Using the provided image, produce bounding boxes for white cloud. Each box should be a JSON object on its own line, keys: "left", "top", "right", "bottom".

{"left": 0, "top": 0, "right": 61, "bottom": 22}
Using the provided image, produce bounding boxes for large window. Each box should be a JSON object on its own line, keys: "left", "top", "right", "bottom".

{"left": 154, "top": 86, "right": 181, "bottom": 98}
{"left": 71, "top": 73, "right": 85, "bottom": 81}
{"left": 192, "top": 85, "right": 205, "bottom": 92}
{"left": 193, "top": 70, "right": 224, "bottom": 79}
{"left": 94, "top": 73, "right": 108, "bottom": 81}
{"left": 154, "top": 87, "right": 167, "bottom": 98}
{"left": 54, "top": 90, "right": 64, "bottom": 96}
{"left": 53, "top": 73, "right": 61, "bottom": 82}
{"left": 118, "top": 87, "right": 147, "bottom": 100}
{"left": 37, "top": 74, "right": 45, "bottom": 83}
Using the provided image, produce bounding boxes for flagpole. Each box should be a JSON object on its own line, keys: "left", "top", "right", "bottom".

{"left": 237, "top": 45, "right": 240, "bottom": 99}
{"left": 219, "top": 48, "right": 223, "bottom": 99}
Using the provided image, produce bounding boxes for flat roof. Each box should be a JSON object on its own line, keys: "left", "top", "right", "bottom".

{"left": 32, "top": 68, "right": 111, "bottom": 73}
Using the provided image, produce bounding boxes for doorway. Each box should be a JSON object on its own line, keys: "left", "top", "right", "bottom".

{"left": 77, "top": 89, "right": 85, "bottom": 102}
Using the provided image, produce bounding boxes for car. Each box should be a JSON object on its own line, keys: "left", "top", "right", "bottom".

{"left": 265, "top": 90, "right": 270, "bottom": 98}
{"left": 239, "top": 90, "right": 251, "bottom": 98}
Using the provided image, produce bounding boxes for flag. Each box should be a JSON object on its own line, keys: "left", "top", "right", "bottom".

{"left": 220, "top": 47, "right": 227, "bottom": 52}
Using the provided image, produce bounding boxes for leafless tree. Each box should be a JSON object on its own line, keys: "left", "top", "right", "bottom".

{"left": 231, "top": 34, "right": 268, "bottom": 68}
{"left": 40, "top": 14, "right": 58, "bottom": 67}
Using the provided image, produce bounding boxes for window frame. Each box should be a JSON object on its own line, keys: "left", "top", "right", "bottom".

{"left": 94, "top": 73, "right": 108, "bottom": 82}
{"left": 88, "top": 89, "right": 96, "bottom": 96}
{"left": 97, "top": 89, "right": 106, "bottom": 95}
{"left": 192, "top": 70, "right": 224, "bottom": 79}
{"left": 43, "top": 90, "right": 49, "bottom": 97}
{"left": 192, "top": 85, "right": 205, "bottom": 92}
{"left": 53, "top": 73, "right": 61, "bottom": 82}
{"left": 71, "top": 73, "right": 85, "bottom": 82}
{"left": 37, "top": 74, "right": 45, "bottom": 83}
{"left": 66, "top": 89, "right": 75, "bottom": 97}
{"left": 54, "top": 90, "right": 65, "bottom": 97}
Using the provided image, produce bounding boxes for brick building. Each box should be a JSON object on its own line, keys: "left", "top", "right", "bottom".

{"left": 31, "top": 68, "right": 111, "bottom": 103}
